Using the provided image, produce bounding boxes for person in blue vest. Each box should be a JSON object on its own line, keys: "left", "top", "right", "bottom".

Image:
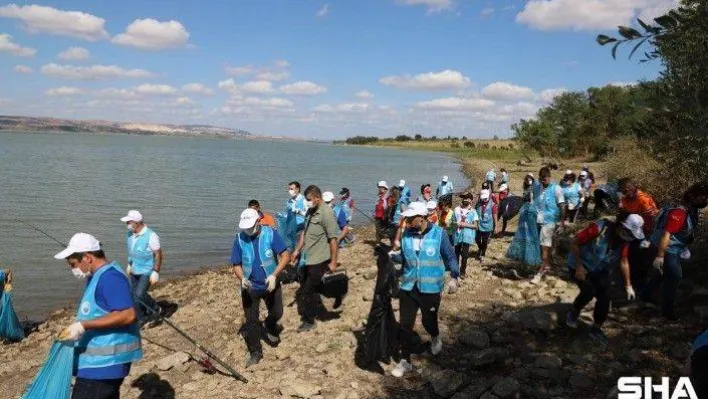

{"left": 687, "top": 329, "right": 708, "bottom": 398}
{"left": 500, "top": 168, "right": 509, "bottom": 186}
{"left": 121, "top": 210, "right": 163, "bottom": 324}
{"left": 640, "top": 181, "right": 708, "bottom": 320}
{"left": 389, "top": 201, "right": 460, "bottom": 378}
{"left": 338, "top": 187, "right": 355, "bottom": 244}
{"left": 54, "top": 233, "right": 142, "bottom": 399}
{"left": 323, "top": 191, "right": 350, "bottom": 248}
{"left": 561, "top": 171, "right": 583, "bottom": 223}
{"left": 231, "top": 208, "right": 291, "bottom": 367}
{"left": 475, "top": 189, "right": 495, "bottom": 263}
{"left": 286, "top": 181, "right": 309, "bottom": 233}
{"left": 398, "top": 179, "right": 411, "bottom": 207}
{"left": 485, "top": 169, "right": 497, "bottom": 192}
{"left": 454, "top": 194, "right": 478, "bottom": 278}
{"left": 435, "top": 176, "right": 453, "bottom": 199}
{"left": 565, "top": 213, "right": 645, "bottom": 345}
{"left": 530, "top": 167, "right": 566, "bottom": 284}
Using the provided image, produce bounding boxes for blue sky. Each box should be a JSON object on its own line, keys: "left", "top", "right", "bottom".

{"left": 0, "top": 0, "right": 676, "bottom": 139}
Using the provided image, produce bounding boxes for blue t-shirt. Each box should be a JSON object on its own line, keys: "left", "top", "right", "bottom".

{"left": 336, "top": 208, "right": 348, "bottom": 230}
{"left": 77, "top": 267, "right": 135, "bottom": 380}
{"left": 230, "top": 230, "right": 288, "bottom": 292}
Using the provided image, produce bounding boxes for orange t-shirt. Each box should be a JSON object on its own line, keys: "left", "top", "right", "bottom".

{"left": 259, "top": 212, "right": 276, "bottom": 228}
{"left": 620, "top": 190, "right": 658, "bottom": 232}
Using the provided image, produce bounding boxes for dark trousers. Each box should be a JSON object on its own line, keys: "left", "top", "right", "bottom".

{"left": 242, "top": 284, "right": 283, "bottom": 354}
{"left": 375, "top": 219, "right": 386, "bottom": 242}
{"left": 572, "top": 271, "right": 611, "bottom": 326}
{"left": 485, "top": 180, "right": 495, "bottom": 193}
{"left": 297, "top": 261, "right": 328, "bottom": 324}
{"left": 642, "top": 250, "right": 682, "bottom": 316}
{"left": 72, "top": 378, "right": 123, "bottom": 399}
{"left": 455, "top": 243, "right": 471, "bottom": 275}
{"left": 566, "top": 208, "right": 579, "bottom": 223}
{"left": 476, "top": 231, "right": 492, "bottom": 257}
{"left": 129, "top": 273, "right": 157, "bottom": 320}
{"left": 399, "top": 286, "right": 441, "bottom": 361}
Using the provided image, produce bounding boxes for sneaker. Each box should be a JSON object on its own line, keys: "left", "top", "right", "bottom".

{"left": 565, "top": 311, "right": 578, "bottom": 329}
{"left": 479, "top": 256, "right": 485, "bottom": 264}
{"left": 297, "top": 322, "right": 315, "bottom": 333}
{"left": 245, "top": 352, "right": 262, "bottom": 368}
{"left": 264, "top": 323, "right": 281, "bottom": 345}
{"left": 588, "top": 326, "right": 608, "bottom": 346}
{"left": 431, "top": 335, "right": 443, "bottom": 355}
{"left": 391, "top": 359, "right": 413, "bottom": 378}
{"left": 530, "top": 273, "right": 543, "bottom": 285}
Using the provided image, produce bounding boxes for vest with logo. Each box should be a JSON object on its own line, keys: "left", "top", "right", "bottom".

{"left": 486, "top": 171, "right": 496, "bottom": 182}
{"left": 534, "top": 182, "right": 561, "bottom": 224}
{"left": 400, "top": 225, "right": 445, "bottom": 294}
{"left": 127, "top": 227, "right": 156, "bottom": 275}
{"left": 477, "top": 201, "right": 495, "bottom": 232}
{"left": 562, "top": 182, "right": 582, "bottom": 209}
{"left": 400, "top": 187, "right": 411, "bottom": 206}
{"left": 287, "top": 194, "right": 307, "bottom": 226}
{"left": 454, "top": 208, "right": 477, "bottom": 244}
{"left": 567, "top": 220, "right": 619, "bottom": 273}
{"left": 650, "top": 205, "right": 695, "bottom": 254}
{"left": 238, "top": 226, "right": 277, "bottom": 279}
{"left": 76, "top": 263, "right": 143, "bottom": 369}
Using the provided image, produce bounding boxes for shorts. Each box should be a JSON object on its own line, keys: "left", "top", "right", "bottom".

{"left": 539, "top": 223, "right": 556, "bottom": 248}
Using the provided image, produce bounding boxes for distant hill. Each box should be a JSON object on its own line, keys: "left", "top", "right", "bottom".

{"left": 0, "top": 115, "right": 251, "bottom": 138}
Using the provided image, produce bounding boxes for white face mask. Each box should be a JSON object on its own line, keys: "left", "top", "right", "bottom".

{"left": 72, "top": 267, "right": 90, "bottom": 279}
{"left": 305, "top": 200, "right": 314, "bottom": 208}
{"left": 126, "top": 223, "right": 134, "bottom": 231}
{"left": 288, "top": 189, "right": 296, "bottom": 197}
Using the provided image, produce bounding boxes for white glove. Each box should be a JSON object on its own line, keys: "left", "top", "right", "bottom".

{"left": 240, "top": 279, "right": 252, "bottom": 293}
{"left": 640, "top": 240, "right": 651, "bottom": 249}
{"left": 448, "top": 278, "right": 459, "bottom": 294}
{"left": 626, "top": 286, "right": 636, "bottom": 301}
{"left": 652, "top": 257, "right": 665, "bottom": 274}
{"left": 126, "top": 265, "right": 132, "bottom": 275}
{"left": 265, "top": 275, "right": 277, "bottom": 293}
{"left": 58, "top": 322, "right": 85, "bottom": 341}
{"left": 680, "top": 248, "right": 691, "bottom": 260}
{"left": 149, "top": 271, "right": 159, "bottom": 285}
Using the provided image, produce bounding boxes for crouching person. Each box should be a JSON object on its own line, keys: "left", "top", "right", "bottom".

{"left": 232, "top": 208, "right": 291, "bottom": 368}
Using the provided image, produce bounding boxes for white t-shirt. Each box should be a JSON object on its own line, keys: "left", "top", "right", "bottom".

{"left": 132, "top": 225, "right": 161, "bottom": 251}
{"left": 537, "top": 185, "right": 565, "bottom": 224}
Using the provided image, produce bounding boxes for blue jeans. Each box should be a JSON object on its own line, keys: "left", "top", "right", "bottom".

{"left": 130, "top": 273, "right": 157, "bottom": 320}
{"left": 641, "top": 251, "right": 682, "bottom": 316}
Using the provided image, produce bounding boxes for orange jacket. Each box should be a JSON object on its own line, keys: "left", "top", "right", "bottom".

{"left": 259, "top": 212, "right": 276, "bottom": 228}
{"left": 620, "top": 190, "right": 659, "bottom": 233}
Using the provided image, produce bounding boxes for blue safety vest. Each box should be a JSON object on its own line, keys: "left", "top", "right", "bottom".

{"left": 75, "top": 263, "right": 143, "bottom": 369}
{"left": 286, "top": 194, "right": 307, "bottom": 226}
{"left": 534, "top": 182, "right": 561, "bottom": 224}
{"left": 238, "top": 226, "right": 277, "bottom": 279}
{"left": 454, "top": 208, "right": 477, "bottom": 244}
{"left": 391, "top": 203, "right": 402, "bottom": 225}
{"left": 437, "top": 182, "right": 453, "bottom": 196}
{"left": 400, "top": 187, "right": 411, "bottom": 206}
{"left": 127, "top": 227, "right": 156, "bottom": 275}
{"left": 562, "top": 182, "right": 582, "bottom": 208}
{"left": 477, "top": 201, "right": 495, "bottom": 232}
{"left": 567, "top": 220, "right": 619, "bottom": 273}
{"left": 501, "top": 172, "right": 509, "bottom": 184}
{"left": 486, "top": 171, "right": 496, "bottom": 182}
{"left": 400, "top": 225, "right": 445, "bottom": 294}
{"left": 650, "top": 205, "right": 695, "bottom": 255}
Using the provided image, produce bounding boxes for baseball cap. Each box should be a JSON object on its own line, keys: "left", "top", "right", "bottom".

{"left": 579, "top": 171, "right": 588, "bottom": 177}
{"left": 565, "top": 169, "right": 573, "bottom": 176}
{"left": 54, "top": 233, "right": 101, "bottom": 259}
{"left": 442, "top": 176, "right": 449, "bottom": 182}
{"left": 402, "top": 202, "right": 428, "bottom": 218}
{"left": 426, "top": 200, "right": 437, "bottom": 211}
{"left": 621, "top": 214, "right": 645, "bottom": 240}
{"left": 399, "top": 179, "right": 406, "bottom": 187}
{"left": 322, "top": 191, "right": 334, "bottom": 203}
{"left": 120, "top": 210, "right": 143, "bottom": 223}
{"left": 339, "top": 187, "right": 349, "bottom": 195}
{"left": 480, "top": 189, "right": 490, "bottom": 200}
{"left": 238, "top": 208, "right": 260, "bottom": 229}
{"left": 499, "top": 184, "right": 508, "bottom": 192}
{"left": 377, "top": 180, "right": 389, "bottom": 189}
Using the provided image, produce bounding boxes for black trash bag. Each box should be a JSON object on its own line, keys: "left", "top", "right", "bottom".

{"left": 498, "top": 195, "right": 523, "bottom": 221}
{"left": 594, "top": 183, "right": 619, "bottom": 215}
{"left": 364, "top": 247, "right": 400, "bottom": 363}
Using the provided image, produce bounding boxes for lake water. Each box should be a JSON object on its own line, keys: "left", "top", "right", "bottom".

{"left": 0, "top": 131, "right": 465, "bottom": 319}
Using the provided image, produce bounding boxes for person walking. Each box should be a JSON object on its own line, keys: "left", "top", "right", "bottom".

{"left": 618, "top": 177, "right": 659, "bottom": 235}
{"left": 338, "top": 188, "right": 355, "bottom": 244}
{"left": 231, "top": 208, "right": 291, "bottom": 367}
{"left": 561, "top": 171, "right": 583, "bottom": 223}
{"left": 286, "top": 181, "right": 309, "bottom": 233}
{"left": 578, "top": 170, "right": 593, "bottom": 217}
{"left": 475, "top": 190, "right": 494, "bottom": 263}
{"left": 121, "top": 210, "right": 162, "bottom": 324}
{"left": 324, "top": 191, "right": 351, "bottom": 247}
{"left": 435, "top": 176, "right": 454, "bottom": 199}
{"left": 439, "top": 201, "right": 456, "bottom": 245}
{"left": 506, "top": 175, "right": 542, "bottom": 266}
{"left": 418, "top": 184, "right": 433, "bottom": 203}
{"left": 373, "top": 181, "right": 390, "bottom": 244}
{"left": 485, "top": 169, "right": 497, "bottom": 192}
{"left": 248, "top": 199, "right": 276, "bottom": 228}
{"left": 389, "top": 202, "right": 460, "bottom": 378}
{"left": 398, "top": 180, "right": 411, "bottom": 207}
{"left": 291, "top": 185, "right": 341, "bottom": 332}
{"left": 530, "top": 167, "right": 566, "bottom": 284}
{"left": 54, "top": 233, "right": 143, "bottom": 399}
{"left": 426, "top": 200, "right": 439, "bottom": 224}
{"left": 500, "top": 168, "right": 509, "bottom": 186}
{"left": 454, "top": 194, "right": 478, "bottom": 278}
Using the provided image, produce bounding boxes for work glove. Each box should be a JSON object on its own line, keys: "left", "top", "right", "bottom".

{"left": 265, "top": 275, "right": 277, "bottom": 293}
{"left": 652, "top": 257, "right": 665, "bottom": 275}
{"left": 640, "top": 240, "right": 651, "bottom": 249}
{"left": 680, "top": 248, "right": 691, "bottom": 261}
{"left": 58, "top": 322, "right": 85, "bottom": 341}
{"left": 149, "top": 271, "right": 159, "bottom": 286}
{"left": 126, "top": 264, "right": 132, "bottom": 276}
{"left": 240, "top": 279, "right": 252, "bottom": 294}
{"left": 448, "top": 278, "right": 459, "bottom": 294}
{"left": 626, "top": 286, "right": 636, "bottom": 301}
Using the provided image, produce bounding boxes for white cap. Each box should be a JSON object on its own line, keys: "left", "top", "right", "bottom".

{"left": 442, "top": 176, "right": 449, "bottom": 182}
{"left": 621, "top": 214, "right": 645, "bottom": 240}
{"left": 402, "top": 202, "right": 428, "bottom": 218}
{"left": 579, "top": 171, "right": 588, "bottom": 177}
{"left": 499, "top": 184, "right": 508, "bottom": 192}
{"left": 377, "top": 180, "right": 389, "bottom": 189}
{"left": 399, "top": 179, "right": 406, "bottom": 187}
{"left": 565, "top": 169, "right": 573, "bottom": 175}
{"left": 322, "top": 191, "right": 334, "bottom": 203}
{"left": 120, "top": 210, "right": 143, "bottom": 223}
{"left": 238, "top": 208, "right": 260, "bottom": 229}
{"left": 426, "top": 200, "right": 437, "bottom": 211}
{"left": 54, "top": 233, "right": 101, "bottom": 259}
{"left": 480, "top": 189, "right": 490, "bottom": 200}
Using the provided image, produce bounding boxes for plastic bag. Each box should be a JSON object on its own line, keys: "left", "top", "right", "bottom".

{"left": 0, "top": 270, "right": 25, "bottom": 342}
{"left": 506, "top": 203, "right": 542, "bottom": 266}
{"left": 276, "top": 211, "right": 298, "bottom": 251}
{"left": 21, "top": 341, "right": 74, "bottom": 399}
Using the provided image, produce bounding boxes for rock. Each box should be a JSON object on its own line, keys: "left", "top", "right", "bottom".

{"left": 569, "top": 372, "right": 594, "bottom": 389}
{"left": 350, "top": 382, "right": 359, "bottom": 390}
{"left": 469, "top": 348, "right": 507, "bottom": 367}
{"left": 621, "top": 349, "right": 644, "bottom": 364}
{"left": 491, "top": 378, "right": 520, "bottom": 398}
{"left": 511, "top": 368, "right": 529, "bottom": 380}
{"left": 452, "top": 376, "right": 500, "bottom": 399}
{"left": 534, "top": 354, "right": 562, "bottom": 369}
{"left": 567, "top": 354, "right": 588, "bottom": 365}
{"left": 427, "top": 369, "right": 468, "bottom": 398}
{"left": 480, "top": 392, "right": 499, "bottom": 399}
{"left": 460, "top": 329, "right": 490, "bottom": 349}
{"left": 362, "top": 293, "right": 373, "bottom": 302}
{"left": 156, "top": 351, "right": 191, "bottom": 371}
{"left": 280, "top": 379, "right": 322, "bottom": 399}
{"left": 362, "top": 267, "right": 378, "bottom": 280}
{"left": 509, "top": 309, "right": 558, "bottom": 331}
{"left": 670, "top": 344, "right": 691, "bottom": 360}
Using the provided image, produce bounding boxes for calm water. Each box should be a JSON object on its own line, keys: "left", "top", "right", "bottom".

{"left": 0, "top": 131, "right": 465, "bottom": 319}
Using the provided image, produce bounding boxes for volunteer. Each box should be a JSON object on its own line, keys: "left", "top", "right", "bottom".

{"left": 485, "top": 169, "right": 497, "bottom": 192}
{"left": 248, "top": 199, "right": 276, "bottom": 228}
{"left": 435, "top": 176, "right": 453, "bottom": 199}
{"left": 454, "top": 194, "right": 478, "bottom": 278}
{"left": 338, "top": 187, "right": 355, "bottom": 244}
{"left": 618, "top": 177, "right": 659, "bottom": 235}
{"left": 578, "top": 170, "right": 593, "bottom": 217}
{"left": 426, "top": 200, "right": 439, "bottom": 224}
{"left": 419, "top": 184, "right": 433, "bottom": 203}
{"left": 373, "top": 181, "right": 391, "bottom": 244}
{"left": 530, "top": 167, "right": 566, "bottom": 284}
{"left": 286, "top": 181, "right": 309, "bottom": 233}
{"left": 398, "top": 180, "right": 411, "bottom": 207}
{"left": 561, "top": 171, "right": 583, "bottom": 223}
{"left": 324, "top": 191, "right": 350, "bottom": 247}
{"left": 438, "top": 201, "right": 456, "bottom": 245}
{"left": 496, "top": 183, "right": 510, "bottom": 236}
{"left": 500, "top": 168, "right": 509, "bottom": 185}
{"left": 475, "top": 189, "right": 494, "bottom": 263}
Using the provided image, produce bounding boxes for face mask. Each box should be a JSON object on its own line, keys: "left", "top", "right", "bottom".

{"left": 126, "top": 224, "right": 134, "bottom": 231}
{"left": 305, "top": 200, "right": 314, "bottom": 208}
{"left": 242, "top": 225, "right": 259, "bottom": 237}
{"left": 72, "top": 267, "right": 90, "bottom": 279}
{"left": 288, "top": 189, "right": 296, "bottom": 197}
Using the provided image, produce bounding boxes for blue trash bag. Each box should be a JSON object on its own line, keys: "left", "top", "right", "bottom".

{"left": 0, "top": 270, "right": 25, "bottom": 342}
{"left": 21, "top": 341, "right": 74, "bottom": 399}
{"left": 276, "top": 211, "right": 298, "bottom": 251}
{"left": 506, "top": 203, "right": 542, "bottom": 266}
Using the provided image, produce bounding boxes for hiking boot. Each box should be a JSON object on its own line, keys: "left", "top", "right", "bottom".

{"left": 333, "top": 295, "right": 344, "bottom": 310}
{"left": 391, "top": 359, "right": 413, "bottom": 378}
{"left": 565, "top": 311, "right": 578, "bottom": 329}
{"left": 588, "top": 326, "right": 608, "bottom": 346}
{"left": 264, "top": 323, "right": 282, "bottom": 345}
{"left": 431, "top": 335, "right": 443, "bottom": 355}
{"left": 245, "top": 352, "right": 262, "bottom": 368}
{"left": 297, "top": 322, "right": 315, "bottom": 333}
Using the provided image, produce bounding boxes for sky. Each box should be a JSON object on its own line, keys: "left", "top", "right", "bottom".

{"left": 0, "top": 0, "right": 677, "bottom": 139}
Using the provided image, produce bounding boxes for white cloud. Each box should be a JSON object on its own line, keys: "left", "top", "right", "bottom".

{"left": 481, "top": 82, "right": 535, "bottom": 101}
{"left": 135, "top": 84, "right": 178, "bottom": 96}
{"left": 218, "top": 79, "right": 239, "bottom": 92}
{"left": 242, "top": 80, "right": 275, "bottom": 94}
{"left": 112, "top": 18, "right": 190, "bottom": 50}
{"left": 538, "top": 88, "right": 568, "bottom": 102}
{"left": 254, "top": 70, "right": 290, "bottom": 82}
{"left": 379, "top": 69, "right": 471, "bottom": 91}
{"left": 45, "top": 86, "right": 85, "bottom": 96}
{"left": 41, "top": 63, "right": 153, "bottom": 80}
{"left": 0, "top": 4, "right": 109, "bottom": 41}
{"left": 316, "top": 4, "right": 329, "bottom": 17}
{"left": 355, "top": 90, "right": 375, "bottom": 99}
{"left": 58, "top": 46, "right": 90, "bottom": 60}
{"left": 13, "top": 65, "right": 33, "bottom": 74}
{"left": 607, "top": 81, "right": 636, "bottom": 87}
{"left": 175, "top": 97, "right": 193, "bottom": 105}
{"left": 0, "top": 34, "right": 37, "bottom": 57}
{"left": 275, "top": 59, "right": 290, "bottom": 68}
{"left": 414, "top": 97, "right": 495, "bottom": 111}
{"left": 96, "top": 88, "right": 139, "bottom": 100}
{"left": 314, "top": 103, "right": 370, "bottom": 114}
{"left": 481, "top": 7, "right": 495, "bottom": 16}
{"left": 181, "top": 83, "right": 214, "bottom": 96}
{"left": 218, "top": 96, "right": 295, "bottom": 115}
{"left": 279, "top": 81, "right": 328, "bottom": 96}
{"left": 395, "top": 0, "right": 455, "bottom": 13}
{"left": 225, "top": 61, "right": 290, "bottom": 81}
{"left": 516, "top": 0, "right": 678, "bottom": 31}
{"left": 225, "top": 65, "right": 255, "bottom": 76}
